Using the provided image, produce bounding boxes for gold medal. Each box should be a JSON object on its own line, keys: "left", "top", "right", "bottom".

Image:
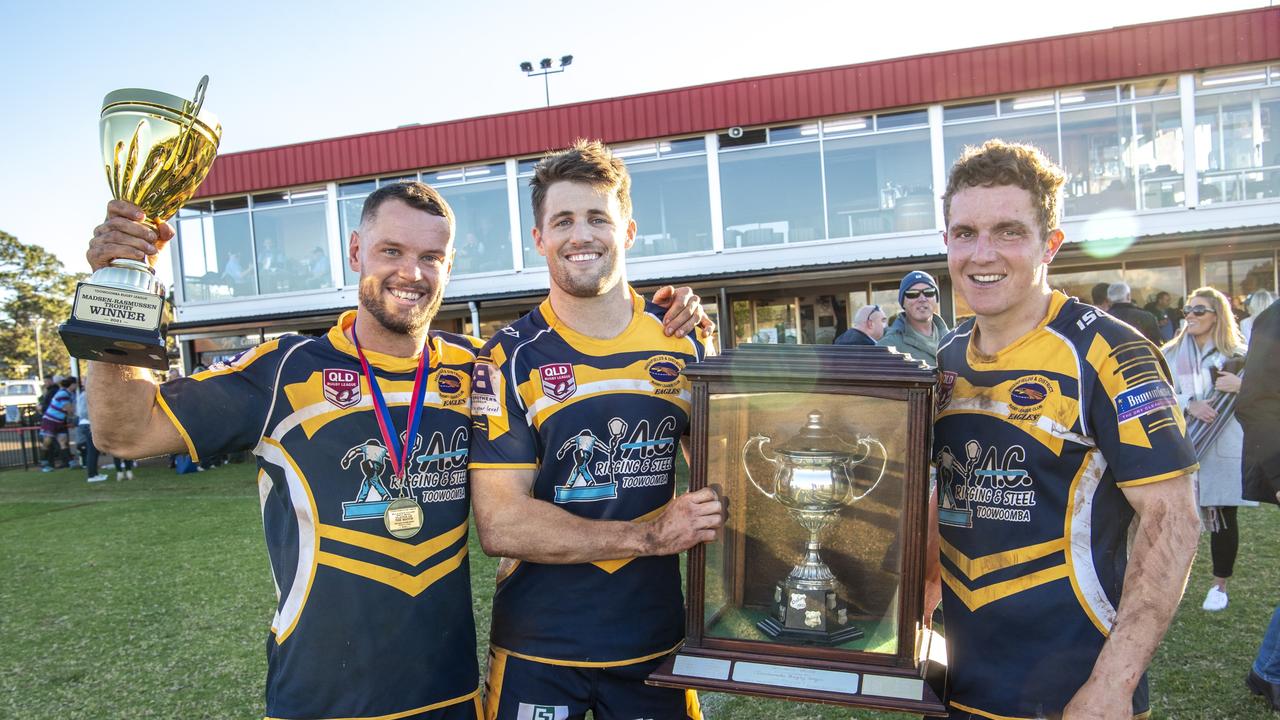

{"left": 384, "top": 497, "right": 423, "bottom": 539}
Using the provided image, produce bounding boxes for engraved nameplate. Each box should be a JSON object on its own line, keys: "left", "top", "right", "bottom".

{"left": 732, "top": 661, "right": 860, "bottom": 694}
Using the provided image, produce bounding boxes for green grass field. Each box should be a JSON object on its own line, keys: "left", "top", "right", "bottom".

{"left": 1, "top": 462, "right": 1275, "bottom": 719}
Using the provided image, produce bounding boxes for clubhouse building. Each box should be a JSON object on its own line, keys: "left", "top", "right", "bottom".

{"left": 172, "top": 7, "right": 1280, "bottom": 367}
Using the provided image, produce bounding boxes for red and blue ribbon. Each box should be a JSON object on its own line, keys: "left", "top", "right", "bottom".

{"left": 352, "top": 321, "right": 429, "bottom": 481}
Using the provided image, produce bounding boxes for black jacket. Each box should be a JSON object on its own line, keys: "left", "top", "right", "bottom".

{"left": 833, "top": 327, "right": 877, "bottom": 346}
{"left": 1236, "top": 301, "right": 1280, "bottom": 505}
{"left": 1107, "top": 302, "right": 1162, "bottom": 346}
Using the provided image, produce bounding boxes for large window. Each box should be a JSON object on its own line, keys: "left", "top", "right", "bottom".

{"left": 1194, "top": 75, "right": 1280, "bottom": 205}
{"left": 823, "top": 112, "right": 934, "bottom": 237}
{"left": 944, "top": 99, "right": 1060, "bottom": 169}
{"left": 251, "top": 192, "right": 330, "bottom": 294}
{"left": 626, "top": 148, "right": 713, "bottom": 258}
{"left": 720, "top": 126, "right": 824, "bottom": 248}
{"left": 177, "top": 204, "right": 253, "bottom": 301}
{"left": 1203, "top": 251, "right": 1276, "bottom": 312}
{"left": 431, "top": 164, "right": 513, "bottom": 275}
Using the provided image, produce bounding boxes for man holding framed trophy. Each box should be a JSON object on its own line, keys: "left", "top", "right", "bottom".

{"left": 933, "top": 140, "right": 1201, "bottom": 719}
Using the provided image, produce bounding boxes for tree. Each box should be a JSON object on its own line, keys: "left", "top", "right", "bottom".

{"left": 0, "top": 230, "right": 86, "bottom": 378}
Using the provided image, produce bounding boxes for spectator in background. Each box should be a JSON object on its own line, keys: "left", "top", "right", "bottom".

{"left": 1236, "top": 298, "right": 1280, "bottom": 711}
{"left": 1161, "top": 287, "right": 1253, "bottom": 612}
{"left": 834, "top": 304, "right": 887, "bottom": 346}
{"left": 878, "top": 270, "right": 948, "bottom": 367}
{"left": 39, "top": 377, "right": 77, "bottom": 472}
{"left": 1240, "top": 289, "right": 1275, "bottom": 343}
{"left": 1108, "top": 281, "right": 1162, "bottom": 345}
{"left": 37, "top": 374, "right": 59, "bottom": 415}
{"left": 307, "top": 246, "right": 329, "bottom": 287}
{"left": 77, "top": 380, "right": 108, "bottom": 483}
{"left": 1090, "top": 281, "right": 1112, "bottom": 312}
{"left": 1144, "top": 290, "right": 1178, "bottom": 343}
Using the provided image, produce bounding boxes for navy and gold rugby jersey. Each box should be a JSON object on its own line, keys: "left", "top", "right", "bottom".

{"left": 932, "top": 292, "right": 1197, "bottom": 720}
{"left": 470, "top": 287, "right": 706, "bottom": 666}
{"left": 158, "top": 311, "right": 482, "bottom": 720}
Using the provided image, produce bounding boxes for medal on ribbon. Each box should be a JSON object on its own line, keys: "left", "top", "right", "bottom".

{"left": 353, "top": 322, "right": 428, "bottom": 540}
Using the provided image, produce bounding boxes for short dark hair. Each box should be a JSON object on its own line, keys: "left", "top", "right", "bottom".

{"left": 359, "top": 181, "right": 454, "bottom": 235}
{"left": 530, "top": 139, "right": 632, "bottom": 228}
{"left": 1091, "top": 282, "right": 1110, "bottom": 305}
{"left": 59, "top": 377, "right": 77, "bottom": 388}
{"left": 943, "top": 139, "right": 1066, "bottom": 239}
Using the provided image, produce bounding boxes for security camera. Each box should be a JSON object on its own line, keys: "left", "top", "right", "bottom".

{"left": 727, "top": 127, "right": 744, "bottom": 139}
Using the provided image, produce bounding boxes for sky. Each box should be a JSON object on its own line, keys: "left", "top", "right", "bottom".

{"left": 0, "top": 0, "right": 1268, "bottom": 278}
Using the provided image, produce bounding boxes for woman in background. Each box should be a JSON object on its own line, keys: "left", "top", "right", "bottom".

{"left": 1162, "top": 287, "right": 1256, "bottom": 611}
{"left": 1240, "top": 289, "right": 1276, "bottom": 343}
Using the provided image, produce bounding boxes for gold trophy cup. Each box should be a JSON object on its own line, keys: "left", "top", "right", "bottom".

{"left": 743, "top": 410, "right": 886, "bottom": 644}
{"left": 59, "top": 76, "right": 221, "bottom": 370}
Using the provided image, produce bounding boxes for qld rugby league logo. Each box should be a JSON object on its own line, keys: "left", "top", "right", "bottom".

{"left": 936, "top": 371, "right": 957, "bottom": 412}
{"left": 645, "top": 355, "right": 683, "bottom": 388}
{"left": 323, "top": 368, "right": 361, "bottom": 409}
{"left": 540, "top": 363, "right": 577, "bottom": 403}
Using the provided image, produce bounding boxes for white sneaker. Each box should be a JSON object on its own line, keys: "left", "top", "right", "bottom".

{"left": 87, "top": 474, "right": 108, "bottom": 483}
{"left": 116, "top": 472, "right": 124, "bottom": 482}
{"left": 126, "top": 470, "right": 134, "bottom": 480}
{"left": 1202, "top": 585, "right": 1229, "bottom": 611}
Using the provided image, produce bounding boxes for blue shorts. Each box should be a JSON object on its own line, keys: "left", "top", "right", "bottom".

{"left": 483, "top": 647, "right": 700, "bottom": 720}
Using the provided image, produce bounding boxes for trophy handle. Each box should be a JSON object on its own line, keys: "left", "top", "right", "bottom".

{"left": 847, "top": 436, "right": 888, "bottom": 503}
{"left": 742, "top": 435, "right": 777, "bottom": 499}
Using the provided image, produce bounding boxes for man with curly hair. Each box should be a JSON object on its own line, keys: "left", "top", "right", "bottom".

{"left": 932, "top": 140, "right": 1201, "bottom": 719}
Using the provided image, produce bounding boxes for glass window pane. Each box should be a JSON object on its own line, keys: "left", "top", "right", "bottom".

{"left": 517, "top": 158, "right": 539, "bottom": 174}
{"left": 661, "top": 137, "right": 706, "bottom": 155}
{"left": 339, "top": 196, "right": 367, "bottom": 286}
{"left": 1195, "top": 88, "right": 1280, "bottom": 204}
{"left": 252, "top": 202, "right": 330, "bottom": 293}
{"left": 720, "top": 142, "right": 824, "bottom": 248}
{"left": 423, "top": 168, "right": 466, "bottom": 185}
{"left": 379, "top": 175, "right": 417, "bottom": 187}
{"left": 1133, "top": 99, "right": 1185, "bottom": 210}
{"left": 519, "top": 188, "right": 545, "bottom": 269}
{"left": 1060, "top": 106, "right": 1136, "bottom": 216}
{"left": 180, "top": 212, "right": 255, "bottom": 301}
{"left": 999, "top": 94, "right": 1055, "bottom": 115}
{"left": 628, "top": 155, "right": 713, "bottom": 258}
{"left": 1197, "top": 66, "right": 1269, "bottom": 90}
{"left": 944, "top": 112, "right": 1060, "bottom": 170}
{"left": 876, "top": 109, "right": 928, "bottom": 130}
{"left": 1059, "top": 85, "right": 1118, "bottom": 108}
{"left": 1128, "top": 77, "right": 1178, "bottom": 98}
{"left": 768, "top": 124, "right": 817, "bottom": 142}
{"left": 944, "top": 101, "right": 997, "bottom": 121}
{"left": 1125, "top": 259, "right": 1186, "bottom": 342}
{"left": 467, "top": 163, "right": 506, "bottom": 180}
{"left": 824, "top": 127, "right": 934, "bottom": 237}
{"left": 339, "top": 180, "right": 376, "bottom": 197}
{"left": 1203, "top": 254, "right": 1276, "bottom": 314}
{"left": 213, "top": 196, "right": 248, "bottom": 212}
{"left": 439, "top": 180, "right": 513, "bottom": 275}
{"left": 180, "top": 201, "right": 211, "bottom": 216}
{"left": 1047, "top": 264, "right": 1121, "bottom": 305}
{"left": 719, "top": 128, "right": 767, "bottom": 149}
{"left": 252, "top": 192, "right": 287, "bottom": 208}
{"left": 823, "top": 115, "right": 872, "bottom": 137}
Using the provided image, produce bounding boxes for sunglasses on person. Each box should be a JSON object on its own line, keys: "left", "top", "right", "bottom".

{"left": 1186, "top": 306, "right": 1217, "bottom": 317}
{"left": 903, "top": 288, "right": 938, "bottom": 300}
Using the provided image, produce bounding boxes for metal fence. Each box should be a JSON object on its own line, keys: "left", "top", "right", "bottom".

{"left": 0, "top": 426, "right": 44, "bottom": 471}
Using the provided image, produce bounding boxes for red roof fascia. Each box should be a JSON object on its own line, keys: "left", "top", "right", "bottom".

{"left": 196, "top": 7, "right": 1280, "bottom": 198}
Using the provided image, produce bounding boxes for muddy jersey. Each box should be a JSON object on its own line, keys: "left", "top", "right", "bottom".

{"left": 159, "top": 311, "right": 482, "bottom": 720}
{"left": 932, "top": 292, "right": 1197, "bottom": 720}
{"left": 470, "top": 288, "right": 706, "bottom": 665}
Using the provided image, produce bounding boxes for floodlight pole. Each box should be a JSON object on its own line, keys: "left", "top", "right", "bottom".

{"left": 519, "top": 55, "right": 573, "bottom": 108}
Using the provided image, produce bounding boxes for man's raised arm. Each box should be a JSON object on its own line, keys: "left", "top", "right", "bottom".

{"left": 84, "top": 200, "right": 187, "bottom": 460}
{"left": 471, "top": 467, "right": 723, "bottom": 564}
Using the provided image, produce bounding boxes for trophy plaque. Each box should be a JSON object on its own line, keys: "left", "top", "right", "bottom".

{"left": 59, "top": 76, "right": 221, "bottom": 370}
{"left": 648, "top": 344, "right": 946, "bottom": 716}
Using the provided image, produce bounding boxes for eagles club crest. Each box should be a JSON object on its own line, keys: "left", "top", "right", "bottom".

{"left": 539, "top": 363, "right": 577, "bottom": 403}
{"left": 323, "top": 368, "right": 361, "bottom": 409}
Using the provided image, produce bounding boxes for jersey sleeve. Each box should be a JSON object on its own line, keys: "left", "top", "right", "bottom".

{"left": 1085, "top": 325, "right": 1198, "bottom": 487}
{"left": 157, "top": 337, "right": 300, "bottom": 462}
{"left": 469, "top": 338, "right": 538, "bottom": 470}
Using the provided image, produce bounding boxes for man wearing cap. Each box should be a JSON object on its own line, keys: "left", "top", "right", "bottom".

{"left": 833, "top": 304, "right": 887, "bottom": 346}
{"left": 878, "top": 270, "right": 949, "bottom": 367}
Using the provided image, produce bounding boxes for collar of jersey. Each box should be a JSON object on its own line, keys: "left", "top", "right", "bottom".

{"left": 966, "top": 290, "right": 1069, "bottom": 366}
{"left": 328, "top": 310, "right": 433, "bottom": 373}
{"left": 538, "top": 285, "right": 646, "bottom": 353}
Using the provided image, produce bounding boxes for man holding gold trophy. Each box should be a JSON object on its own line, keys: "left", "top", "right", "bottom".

{"left": 76, "top": 78, "right": 709, "bottom": 719}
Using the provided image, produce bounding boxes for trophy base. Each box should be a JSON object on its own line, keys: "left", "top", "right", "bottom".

{"left": 757, "top": 581, "right": 864, "bottom": 646}
{"left": 60, "top": 280, "right": 171, "bottom": 371}
{"left": 757, "top": 616, "right": 864, "bottom": 645}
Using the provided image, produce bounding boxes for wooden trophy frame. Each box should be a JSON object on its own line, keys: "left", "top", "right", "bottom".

{"left": 648, "top": 344, "right": 946, "bottom": 716}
